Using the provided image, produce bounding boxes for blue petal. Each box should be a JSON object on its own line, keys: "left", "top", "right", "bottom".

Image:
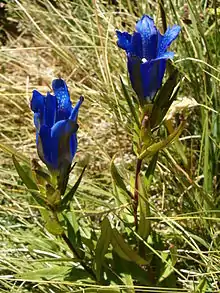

{"left": 70, "top": 96, "right": 83, "bottom": 121}
{"left": 116, "top": 30, "right": 132, "bottom": 53}
{"left": 52, "top": 79, "right": 72, "bottom": 121}
{"left": 157, "top": 25, "right": 181, "bottom": 57}
{"left": 31, "top": 90, "right": 45, "bottom": 113}
{"left": 70, "top": 133, "right": 77, "bottom": 160}
{"left": 130, "top": 32, "right": 143, "bottom": 58}
{"left": 51, "top": 120, "right": 78, "bottom": 169}
{"left": 38, "top": 125, "right": 52, "bottom": 167}
{"left": 136, "top": 15, "right": 158, "bottom": 60}
{"left": 34, "top": 113, "right": 40, "bottom": 146}
{"left": 158, "top": 51, "right": 175, "bottom": 59}
{"left": 141, "top": 58, "right": 167, "bottom": 98}
{"left": 31, "top": 90, "right": 45, "bottom": 126}
{"left": 127, "top": 54, "right": 144, "bottom": 100}
{"left": 34, "top": 113, "right": 40, "bottom": 131}
{"left": 44, "top": 92, "right": 56, "bottom": 128}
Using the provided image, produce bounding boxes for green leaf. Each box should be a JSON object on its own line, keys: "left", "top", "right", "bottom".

{"left": 138, "top": 153, "right": 158, "bottom": 239}
{"left": 12, "top": 155, "right": 48, "bottom": 207}
{"left": 139, "top": 121, "right": 185, "bottom": 159}
{"left": 195, "top": 278, "right": 208, "bottom": 293}
{"left": 112, "top": 253, "right": 152, "bottom": 285}
{"left": 111, "top": 229, "right": 148, "bottom": 265}
{"left": 18, "top": 265, "right": 70, "bottom": 281}
{"left": 34, "top": 169, "right": 51, "bottom": 184}
{"left": 95, "top": 217, "right": 112, "bottom": 281}
{"left": 144, "top": 152, "right": 158, "bottom": 187}
{"left": 0, "top": 143, "right": 30, "bottom": 165}
{"left": 44, "top": 211, "right": 64, "bottom": 235}
{"left": 63, "top": 211, "right": 84, "bottom": 258}
{"left": 110, "top": 160, "right": 132, "bottom": 200}
{"left": 120, "top": 76, "right": 140, "bottom": 127}
{"left": 13, "top": 155, "right": 38, "bottom": 190}
{"left": 60, "top": 166, "right": 86, "bottom": 210}
{"left": 137, "top": 177, "right": 151, "bottom": 240}
{"left": 170, "top": 244, "right": 177, "bottom": 266}
{"left": 158, "top": 258, "right": 174, "bottom": 283}
{"left": 150, "top": 69, "right": 179, "bottom": 128}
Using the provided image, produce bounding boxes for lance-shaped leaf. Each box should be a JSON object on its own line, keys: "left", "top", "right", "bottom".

{"left": 63, "top": 211, "right": 84, "bottom": 258}
{"left": 12, "top": 155, "right": 48, "bottom": 207}
{"left": 111, "top": 228, "right": 148, "bottom": 265}
{"left": 44, "top": 212, "right": 64, "bottom": 236}
{"left": 111, "top": 160, "right": 132, "bottom": 201}
{"left": 139, "top": 121, "right": 185, "bottom": 159}
{"left": 138, "top": 177, "right": 151, "bottom": 240}
{"left": 60, "top": 166, "right": 86, "bottom": 210}
{"left": 95, "top": 217, "right": 112, "bottom": 281}
{"left": 120, "top": 76, "right": 140, "bottom": 127}
{"left": 1, "top": 143, "right": 30, "bottom": 165}
{"left": 138, "top": 154, "right": 158, "bottom": 239}
{"left": 150, "top": 69, "right": 179, "bottom": 128}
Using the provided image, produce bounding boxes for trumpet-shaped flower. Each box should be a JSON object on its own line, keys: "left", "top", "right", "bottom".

{"left": 31, "top": 79, "right": 83, "bottom": 172}
{"left": 116, "top": 15, "right": 181, "bottom": 101}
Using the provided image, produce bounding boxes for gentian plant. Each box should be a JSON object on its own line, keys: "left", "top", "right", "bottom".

{"left": 115, "top": 15, "right": 183, "bottom": 231}
{"left": 11, "top": 14, "right": 186, "bottom": 289}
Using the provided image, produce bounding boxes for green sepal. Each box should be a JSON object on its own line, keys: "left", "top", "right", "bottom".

{"left": 60, "top": 166, "right": 86, "bottom": 211}
{"left": 139, "top": 104, "right": 153, "bottom": 148}
{"left": 111, "top": 229, "right": 149, "bottom": 265}
{"left": 139, "top": 122, "right": 185, "bottom": 159}
{"left": 150, "top": 69, "right": 179, "bottom": 128}
{"left": 46, "top": 187, "right": 61, "bottom": 208}
{"left": 34, "top": 169, "right": 51, "bottom": 185}
{"left": 95, "top": 217, "right": 112, "bottom": 281}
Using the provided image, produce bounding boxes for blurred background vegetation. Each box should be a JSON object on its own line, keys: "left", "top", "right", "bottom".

{"left": 0, "top": 0, "right": 219, "bottom": 292}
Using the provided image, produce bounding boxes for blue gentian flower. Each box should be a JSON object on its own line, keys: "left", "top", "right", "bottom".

{"left": 31, "top": 79, "right": 83, "bottom": 172}
{"left": 116, "top": 15, "right": 181, "bottom": 102}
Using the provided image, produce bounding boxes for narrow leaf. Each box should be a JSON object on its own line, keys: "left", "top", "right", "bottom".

{"left": 139, "top": 121, "right": 185, "bottom": 159}
{"left": 120, "top": 76, "right": 140, "bottom": 127}
{"left": 95, "top": 217, "right": 112, "bottom": 281}
{"left": 111, "top": 229, "right": 148, "bottom": 265}
{"left": 1, "top": 143, "right": 30, "bottom": 165}
{"left": 110, "top": 160, "right": 132, "bottom": 199}
{"left": 13, "top": 155, "right": 38, "bottom": 190}
{"left": 63, "top": 211, "right": 84, "bottom": 258}
{"left": 12, "top": 155, "right": 48, "bottom": 207}
{"left": 145, "top": 152, "right": 158, "bottom": 187}
{"left": 60, "top": 166, "right": 86, "bottom": 209}
{"left": 151, "top": 70, "right": 179, "bottom": 128}
{"left": 137, "top": 177, "right": 151, "bottom": 240}
{"left": 158, "top": 258, "right": 174, "bottom": 283}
